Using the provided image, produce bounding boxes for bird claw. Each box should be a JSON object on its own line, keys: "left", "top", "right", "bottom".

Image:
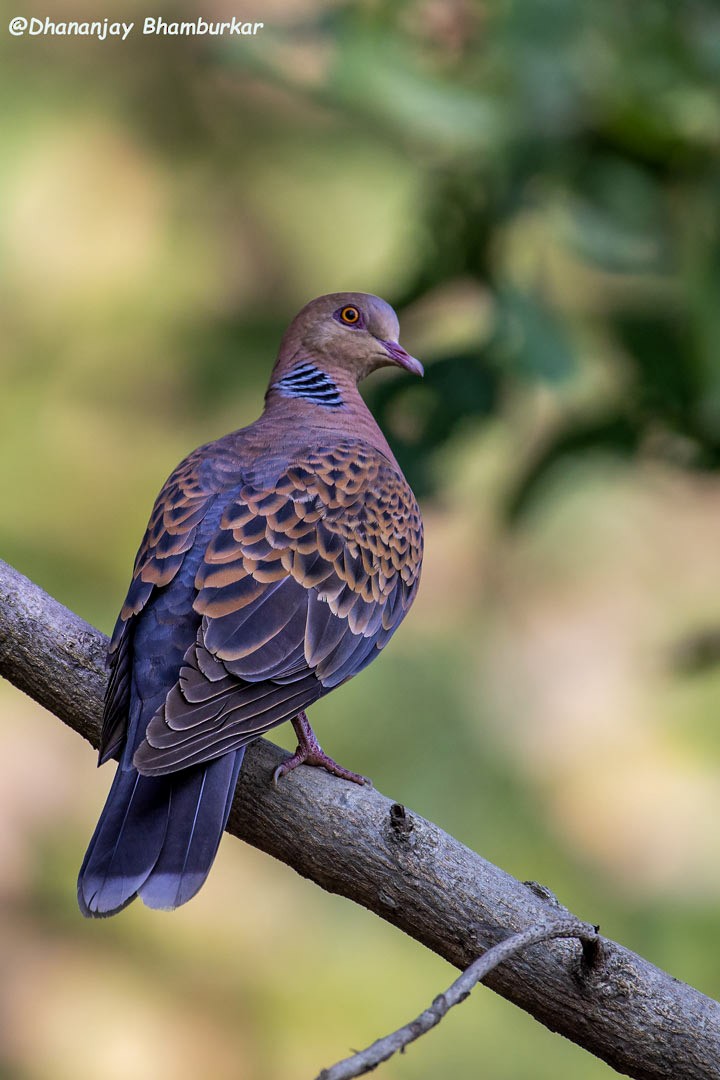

{"left": 272, "top": 710, "right": 370, "bottom": 789}
{"left": 272, "top": 747, "right": 369, "bottom": 789}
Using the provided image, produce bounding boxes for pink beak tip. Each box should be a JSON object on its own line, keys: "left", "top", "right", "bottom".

{"left": 381, "top": 340, "right": 424, "bottom": 377}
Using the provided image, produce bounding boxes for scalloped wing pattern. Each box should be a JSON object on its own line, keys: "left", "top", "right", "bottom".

{"left": 133, "top": 440, "right": 423, "bottom": 775}
{"left": 99, "top": 447, "right": 232, "bottom": 762}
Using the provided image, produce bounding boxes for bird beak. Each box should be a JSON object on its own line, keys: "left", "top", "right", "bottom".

{"left": 379, "top": 340, "right": 424, "bottom": 377}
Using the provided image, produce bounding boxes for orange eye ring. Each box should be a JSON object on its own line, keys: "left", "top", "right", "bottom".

{"left": 340, "top": 305, "right": 360, "bottom": 325}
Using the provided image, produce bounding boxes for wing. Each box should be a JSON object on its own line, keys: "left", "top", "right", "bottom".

{"left": 133, "top": 440, "right": 423, "bottom": 776}
{"left": 99, "top": 446, "right": 235, "bottom": 763}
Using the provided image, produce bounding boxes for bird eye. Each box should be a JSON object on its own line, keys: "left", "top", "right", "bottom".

{"left": 339, "top": 305, "right": 360, "bottom": 326}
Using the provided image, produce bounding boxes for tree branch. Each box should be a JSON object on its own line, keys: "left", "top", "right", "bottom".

{"left": 318, "top": 917, "right": 600, "bottom": 1080}
{"left": 1, "top": 558, "right": 718, "bottom": 1080}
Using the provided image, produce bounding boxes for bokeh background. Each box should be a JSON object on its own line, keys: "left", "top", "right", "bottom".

{"left": 2, "top": 1, "right": 720, "bottom": 1077}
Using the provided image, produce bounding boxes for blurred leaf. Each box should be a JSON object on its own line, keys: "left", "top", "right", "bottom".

{"left": 366, "top": 351, "right": 499, "bottom": 497}
{"left": 327, "top": 27, "right": 507, "bottom": 152}
{"left": 182, "top": 314, "right": 284, "bottom": 413}
{"left": 492, "top": 288, "right": 578, "bottom": 384}
{"left": 394, "top": 167, "right": 495, "bottom": 307}
{"left": 614, "top": 312, "right": 699, "bottom": 428}
{"left": 560, "top": 156, "right": 670, "bottom": 273}
{"left": 671, "top": 626, "right": 720, "bottom": 676}
{"left": 505, "top": 413, "right": 640, "bottom": 522}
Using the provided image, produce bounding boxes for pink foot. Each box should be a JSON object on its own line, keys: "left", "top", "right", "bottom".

{"left": 272, "top": 711, "right": 370, "bottom": 788}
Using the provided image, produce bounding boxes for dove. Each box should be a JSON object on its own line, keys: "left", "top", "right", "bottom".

{"left": 78, "top": 292, "right": 424, "bottom": 916}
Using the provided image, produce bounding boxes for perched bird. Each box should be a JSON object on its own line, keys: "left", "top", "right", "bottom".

{"left": 78, "top": 292, "right": 424, "bottom": 917}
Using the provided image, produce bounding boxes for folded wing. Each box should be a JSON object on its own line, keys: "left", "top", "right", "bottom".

{"left": 99, "top": 446, "right": 231, "bottom": 763}
{"left": 133, "top": 440, "right": 423, "bottom": 776}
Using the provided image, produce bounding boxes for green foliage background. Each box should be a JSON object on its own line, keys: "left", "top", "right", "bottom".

{"left": 1, "top": 2, "right": 719, "bottom": 1077}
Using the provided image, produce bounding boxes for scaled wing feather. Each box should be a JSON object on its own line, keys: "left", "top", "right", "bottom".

{"left": 133, "top": 440, "right": 423, "bottom": 776}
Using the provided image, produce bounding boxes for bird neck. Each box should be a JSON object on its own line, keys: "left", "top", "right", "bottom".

{"left": 262, "top": 356, "right": 396, "bottom": 462}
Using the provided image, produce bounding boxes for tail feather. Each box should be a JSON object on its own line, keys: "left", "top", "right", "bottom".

{"left": 78, "top": 766, "right": 170, "bottom": 917}
{"left": 139, "top": 749, "right": 243, "bottom": 910}
{"left": 78, "top": 749, "right": 243, "bottom": 918}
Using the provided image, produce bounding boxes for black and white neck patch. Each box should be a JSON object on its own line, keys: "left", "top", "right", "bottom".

{"left": 272, "top": 362, "right": 344, "bottom": 408}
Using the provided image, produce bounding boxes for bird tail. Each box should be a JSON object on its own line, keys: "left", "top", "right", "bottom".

{"left": 77, "top": 748, "right": 244, "bottom": 917}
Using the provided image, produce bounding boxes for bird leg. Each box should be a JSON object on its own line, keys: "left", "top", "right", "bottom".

{"left": 272, "top": 710, "right": 369, "bottom": 788}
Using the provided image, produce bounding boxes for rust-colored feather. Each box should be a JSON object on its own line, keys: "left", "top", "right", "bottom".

{"left": 131, "top": 439, "right": 422, "bottom": 775}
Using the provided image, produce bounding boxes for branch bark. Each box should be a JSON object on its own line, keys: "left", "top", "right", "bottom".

{"left": 0, "top": 558, "right": 718, "bottom": 1080}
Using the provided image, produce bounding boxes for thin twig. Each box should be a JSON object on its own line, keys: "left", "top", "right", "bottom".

{"left": 316, "top": 917, "right": 599, "bottom": 1080}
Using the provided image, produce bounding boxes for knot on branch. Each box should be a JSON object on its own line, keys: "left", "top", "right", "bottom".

{"left": 387, "top": 802, "right": 414, "bottom": 842}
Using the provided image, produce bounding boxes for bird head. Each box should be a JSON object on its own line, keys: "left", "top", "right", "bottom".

{"left": 275, "top": 292, "right": 423, "bottom": 383}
